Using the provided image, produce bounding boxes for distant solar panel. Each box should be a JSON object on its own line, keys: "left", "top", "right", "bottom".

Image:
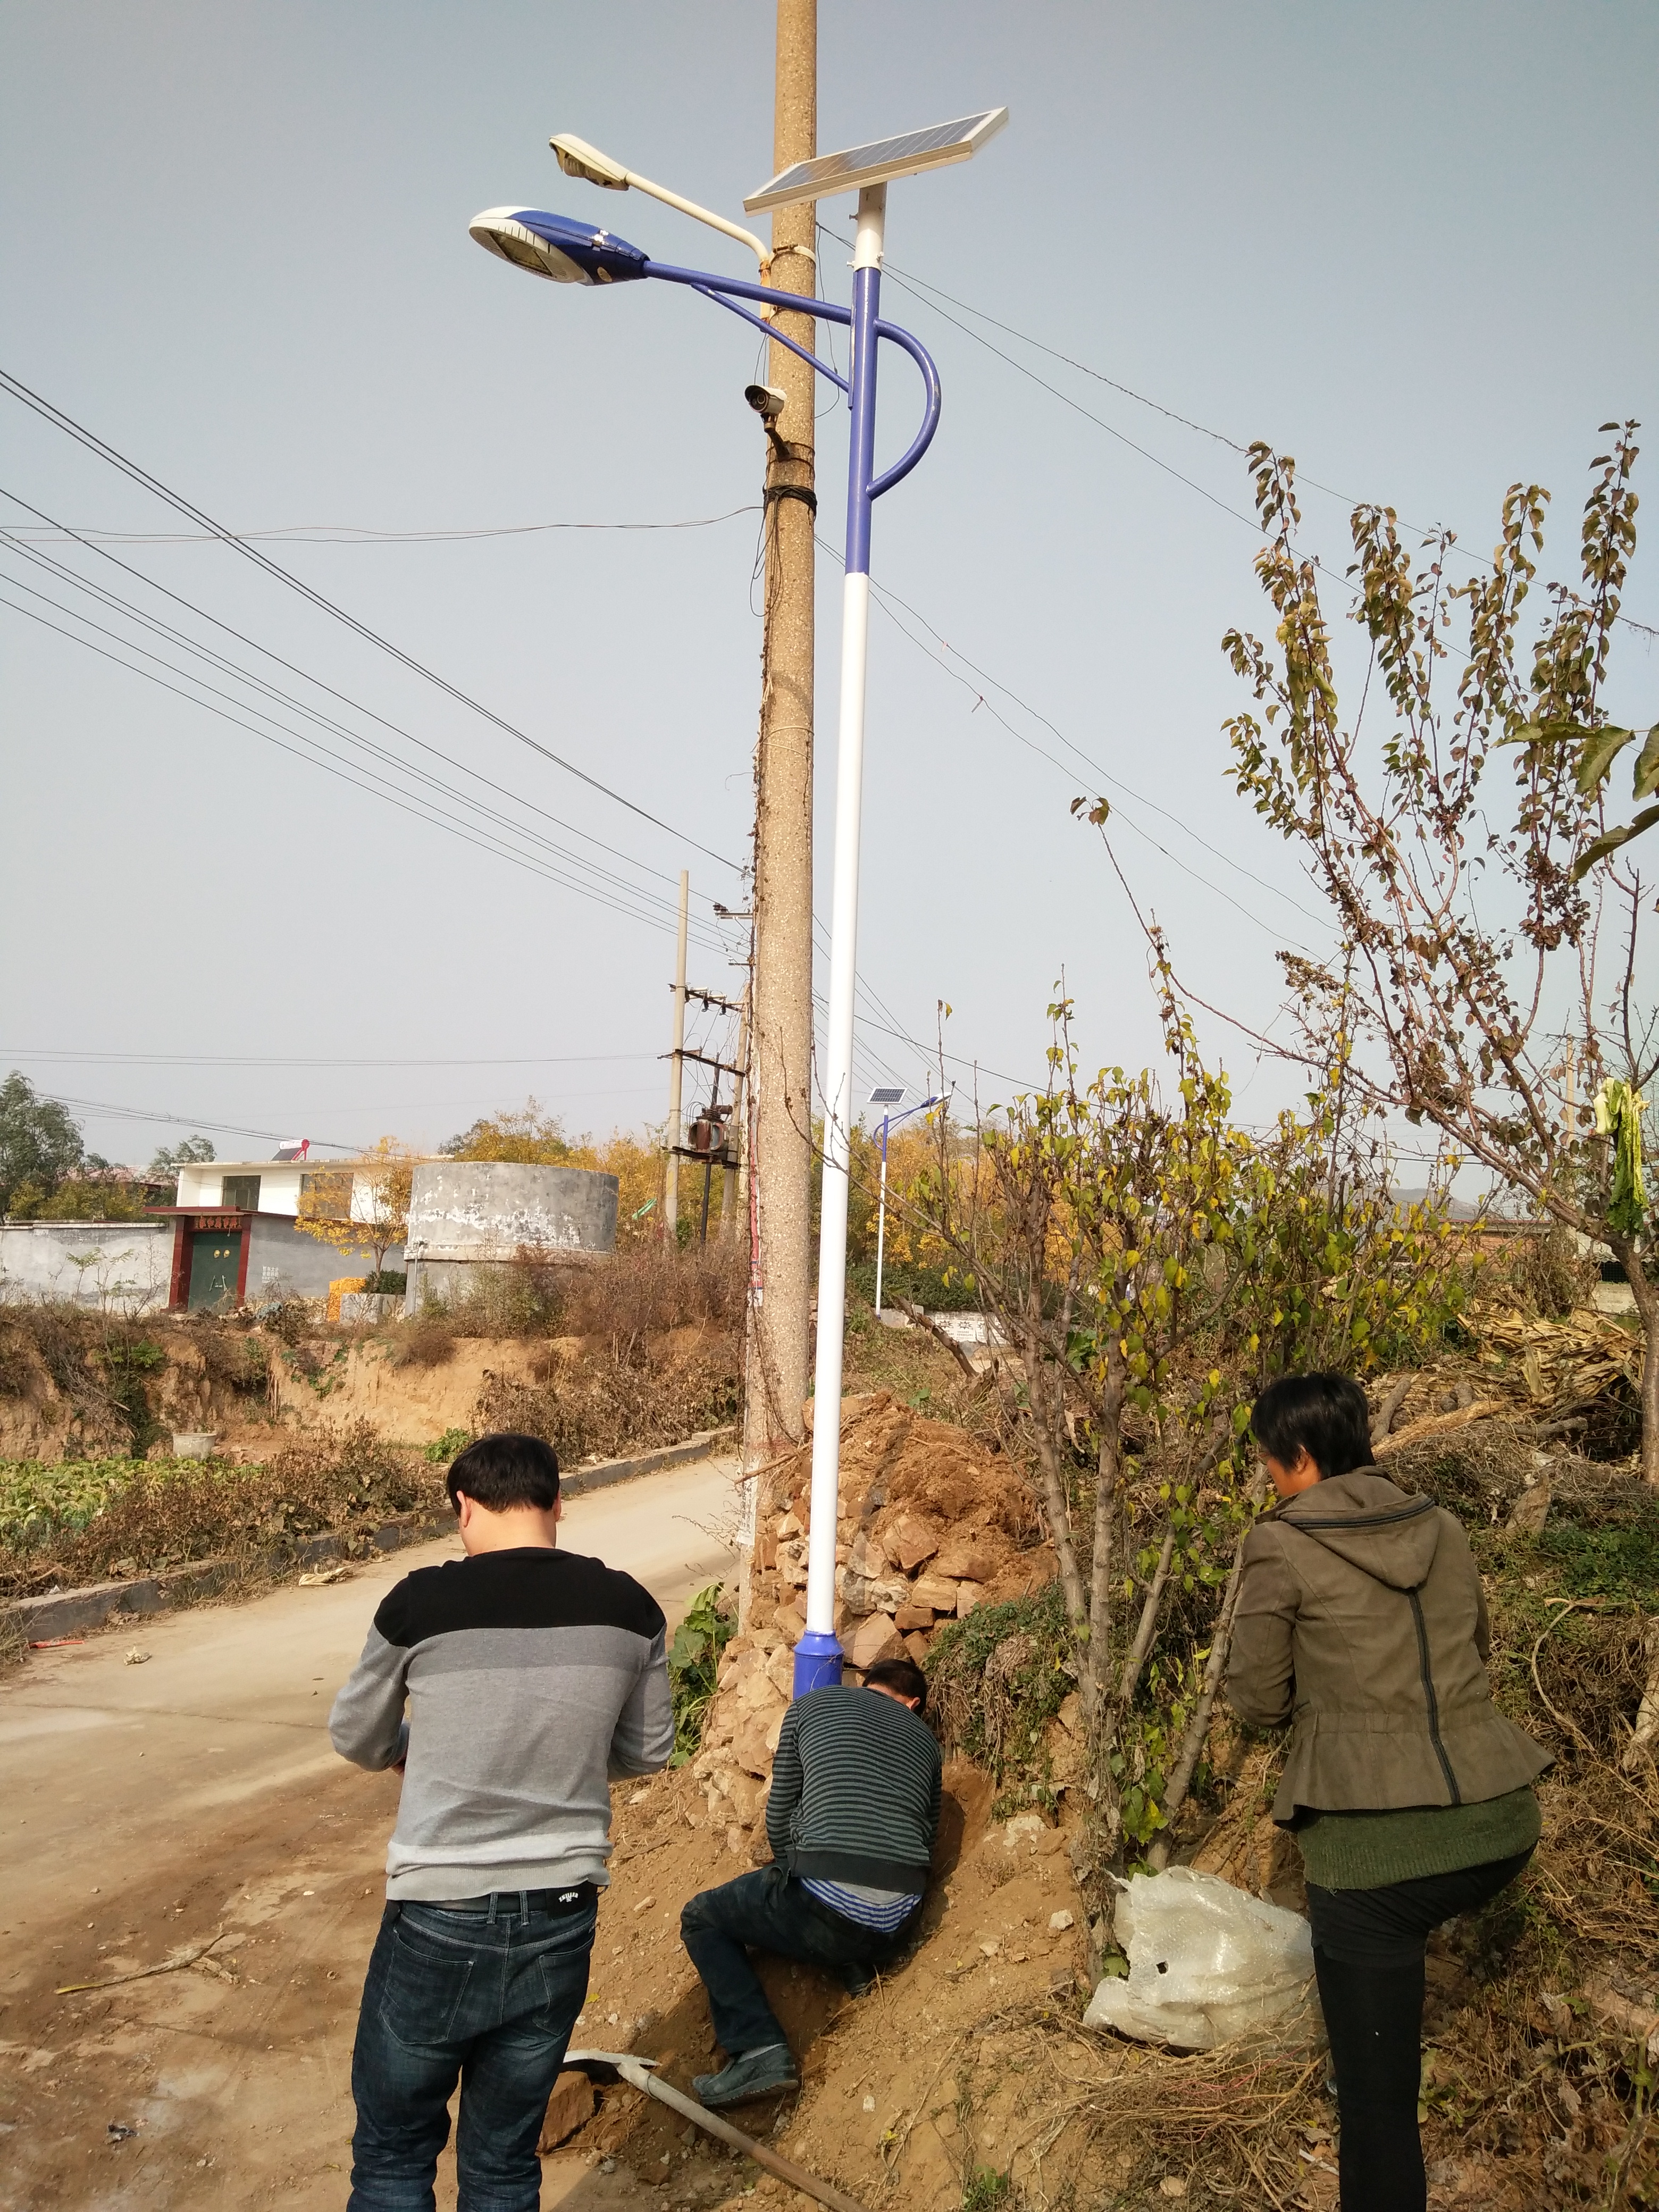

{"left": 744, "top": 108, "right": 1008, "bottom": 214}
{"left": 869, "top": 1086, "right": 906, "bottom": 1105}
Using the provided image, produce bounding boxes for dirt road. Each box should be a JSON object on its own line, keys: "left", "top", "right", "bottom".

{"left": 0, "top": 1456, "right": 741, "bottom": 2212}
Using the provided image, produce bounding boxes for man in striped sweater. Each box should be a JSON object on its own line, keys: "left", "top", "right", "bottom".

{"left": 330, "top": 1432, "right": 673, "bottom": 2210}
{"left": 680, "top": 1657, "right": 942, "bottom": 2107}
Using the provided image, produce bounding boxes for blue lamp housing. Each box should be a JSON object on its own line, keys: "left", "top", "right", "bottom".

{"left": 468, "top": 207, "right": 649, "bottom": 286}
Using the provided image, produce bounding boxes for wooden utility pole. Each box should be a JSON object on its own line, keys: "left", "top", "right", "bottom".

{"left": 664, "top": 868, "right": 689, "bottom": 1241}
{"left": 744, "top": 0, "right": 817, "bottom": 1492}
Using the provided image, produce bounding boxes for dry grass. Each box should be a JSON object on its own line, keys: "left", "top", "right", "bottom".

{"left": 472, "top": 1348, "right": 738, "bottom": 1468}
{"left": 407, "top": 1241, "right": 746, "bottom": 1348}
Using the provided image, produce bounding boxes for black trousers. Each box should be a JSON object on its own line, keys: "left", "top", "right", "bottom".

{"left": 1306, "top": 1850, "right": 1534, "bottom": 2212}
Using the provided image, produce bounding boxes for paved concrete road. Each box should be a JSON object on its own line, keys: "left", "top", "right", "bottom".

{"left": 2, "top": 1455, "right": 739, "bottom": 1938}
{"left": 0, "top": 1455, "right": 740, "bottom": 2211}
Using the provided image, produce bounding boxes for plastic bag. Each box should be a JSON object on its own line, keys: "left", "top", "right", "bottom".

{"left": 1082, "top": 1867, "right": 1316, "bottom": 2050}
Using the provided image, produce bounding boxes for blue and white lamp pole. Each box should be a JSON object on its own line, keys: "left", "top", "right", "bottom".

{"left": 471, "top": 107, "right": 1006, "bottom": 1698}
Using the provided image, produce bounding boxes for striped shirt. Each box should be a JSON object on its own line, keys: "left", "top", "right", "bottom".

{"left": 801, "top": 1876, "right": 923, "bottom": 1932}
{"left": 329, "top": 1546, "right": 673, "bottom": 1898}
{"left": 767, "top": 1684, "right": 942, "bottom": 1893}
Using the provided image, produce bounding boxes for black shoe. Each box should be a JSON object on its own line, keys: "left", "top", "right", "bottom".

{"left": 693, "top": 2045, "right": 800, "bottom": 2107}
{"left": 839, "top": 1961, "right": 875, "bottom": 1997}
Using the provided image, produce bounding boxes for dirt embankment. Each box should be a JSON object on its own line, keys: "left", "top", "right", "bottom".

{"left": 0, "top": 1314, "right": 735, "bottom": 1463}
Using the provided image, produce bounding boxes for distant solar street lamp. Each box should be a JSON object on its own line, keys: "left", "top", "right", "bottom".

{"left": 471, "top": 106, "right": 1008, "bottom": 1696}
{"left": 868, "top": 1087, "right": 943, "bottom": 1320}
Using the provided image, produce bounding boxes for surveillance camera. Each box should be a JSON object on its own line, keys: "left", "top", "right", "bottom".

{"left": 744, "top": 383, "right": 787, "bottom": 422}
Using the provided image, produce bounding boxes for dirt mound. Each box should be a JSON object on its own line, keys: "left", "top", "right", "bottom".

{"left": 560, "top": 1760, "right": 1099, "bottom": 2212}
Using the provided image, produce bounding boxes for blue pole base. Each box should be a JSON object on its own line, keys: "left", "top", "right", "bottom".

{"left": 791, "top": 1627, "right": 844, "bottom": 1699}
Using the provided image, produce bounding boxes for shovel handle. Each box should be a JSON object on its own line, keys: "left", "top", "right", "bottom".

{"left": 618, "top": 2058, "right": 872, "bottom": 2212}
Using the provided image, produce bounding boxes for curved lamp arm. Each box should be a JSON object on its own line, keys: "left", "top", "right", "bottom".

{"left": 642, "top": 261, "right": 942, "bottom": 495}
{"left": 868, "top": 319, "right": 941, "bottom": 500}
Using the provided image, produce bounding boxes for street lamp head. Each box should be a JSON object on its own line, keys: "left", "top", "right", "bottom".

{"left": 468, "top": 207, "right": 649, "bottom": 286}
{"left": 550, "top": 133, "right": 631, "bottom": 190}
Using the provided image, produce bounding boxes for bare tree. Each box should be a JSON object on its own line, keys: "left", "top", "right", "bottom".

{"left": 1224, "top": 425, "right": 1659, "bottom": 1478}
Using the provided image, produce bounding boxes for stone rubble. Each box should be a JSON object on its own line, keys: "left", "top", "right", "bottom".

{"left": 691, "top": 1392, "right": 1055, "bottom": 1847}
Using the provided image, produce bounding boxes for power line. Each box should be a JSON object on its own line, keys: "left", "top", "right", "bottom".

{"left": 0, "top": 590, "right": 734, "bottom": 951}
{"left": 876, "top": 254, "right": 1658, "bottom": 644}
{"left": 4, "top": 508, "right": 761, "bottom": 546}
{"left": 2, "top": 527, "right": 948, "bottom": 1090}
{"left": 3, "top": 1048, "right": 660, "bottom": 1069}
{"left": 1, "top": 487, "right": 736, "bottom": 921}
{"left": 0, "top": 543, "right": 726, "bottom": 944}
{"left": 38, "top": 1091, "right": 359, "bottom": 1152}
{"left": 0, "top": 367, "right": 744, "bottom": 869}
{"left": 809, "top": 529, "right": 1326, "bottom": 953}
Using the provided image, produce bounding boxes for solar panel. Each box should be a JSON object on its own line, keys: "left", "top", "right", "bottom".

{"left": 869, "top": 1086, "right": 906, "bottom": 1105}
{"left": 743, "top": 108, "right": 1007, "bottom": 214}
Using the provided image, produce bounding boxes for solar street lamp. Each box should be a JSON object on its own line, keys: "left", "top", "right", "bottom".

{"left": 471, "top": 106, "right": 1007, "bottom": 1697}
{"left": 868, "top": 1088, "right": 943, "bottom": 1319}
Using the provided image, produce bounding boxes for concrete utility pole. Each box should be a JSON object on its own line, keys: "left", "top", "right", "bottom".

{"left": 743, "top": 0, "right": 817, "bottom": 1484}
{"left": 664, "top": 868, "right": 689, "bottom": 1240}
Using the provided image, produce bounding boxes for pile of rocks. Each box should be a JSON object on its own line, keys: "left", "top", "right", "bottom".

{"left": 691, "top": 1392, "right": 1053, "bottom": 1853}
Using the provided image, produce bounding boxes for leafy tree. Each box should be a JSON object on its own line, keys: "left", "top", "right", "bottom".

{"left": 15, "top": 1176, "right": 149, "bottom": 1223}
{"left": 295, "top": 1137, "right": 414, "bottom": 1285}
{"left": 0, "top": 1071, "right": 85, "bottom": 1214}
{"left": 902, "top": 973, "right": 1468, "bottom": 1948}
{"left": 1223, "top": 425, "right": 1659, "bottom": 1479}
{"left": 441, "top": 1101, "right": 576, "bottom": 1164}
{"left": 150, "top": 1136, "right": 216, "bottom": 1171}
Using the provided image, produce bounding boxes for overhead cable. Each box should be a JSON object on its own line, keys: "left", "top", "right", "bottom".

{"left": 3, "top": 1048, "right": 660, "bottom": 1070}
{"left": 4, "top": 508, "right": 761, "bottom": 546}
{"left": 0, "top": 367, "right": 744, "bottom": 869}
{"left": 0, "top": 543, "right": 719, "bottom": 939}
{"left": 0, "top": 591, "right": 732, "bottom": 951}
{"left": 39, "top": 1091, "right": 358, "bottom": 1152}
{"left": 1, "top": 487, "right": 734, "bottom": 915}
{"left": 877, "top": 254, "right": 1657, "bottom": 644}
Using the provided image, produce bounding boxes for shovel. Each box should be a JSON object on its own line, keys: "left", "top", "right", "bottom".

{"left": 562, "top": 2049, "right": 871, "bottom": 2212}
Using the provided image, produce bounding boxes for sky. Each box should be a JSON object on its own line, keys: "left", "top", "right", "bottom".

{"left": 3, "top": 2, "right": 1656, "bottom": 1172}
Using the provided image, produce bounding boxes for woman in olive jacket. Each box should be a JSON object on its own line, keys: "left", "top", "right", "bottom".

{"left": 1227, "top": 1373, "right": 1548, "bottom": 2212}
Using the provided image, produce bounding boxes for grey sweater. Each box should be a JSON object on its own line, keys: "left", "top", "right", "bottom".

{"left": 330, "top": 1544, "right": 673, "bottom": 1899}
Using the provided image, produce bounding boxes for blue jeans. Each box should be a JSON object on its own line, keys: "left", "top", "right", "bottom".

{"left": 680, "top": 1866, "right": 914, "bottom": 2056}
{"left": 349, "top": 1895, "right": 597, "bottom": 2212}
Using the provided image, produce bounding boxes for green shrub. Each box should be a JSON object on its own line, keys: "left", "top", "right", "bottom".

{"left": 927, "top": 1580, "right": 1071, "bottom": 1788}
{"left": 423, "top": 1427, "right": 474, "bottom": 1466}
{"left": 667, "top": 1582, "right": 735, "bottom": 1763}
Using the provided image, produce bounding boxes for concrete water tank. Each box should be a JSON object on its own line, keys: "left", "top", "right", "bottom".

{"left": 402, "top": 1161, "right": 619, "bottom": 1311}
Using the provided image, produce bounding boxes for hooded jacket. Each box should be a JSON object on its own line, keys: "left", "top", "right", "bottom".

{"left": 1226, "top": 1470, "right": 1548, "bottom": 1823}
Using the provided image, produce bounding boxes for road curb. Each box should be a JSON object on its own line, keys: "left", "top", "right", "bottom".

{"left": 2, "top": 1427, "right": 736, "bottom": 1648}
{"left": 560, "top": 1426, "right": 736, "bottom": 1501}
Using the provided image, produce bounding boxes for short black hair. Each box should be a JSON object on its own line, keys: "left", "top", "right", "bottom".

{"left": 1250, "top": 1373, "right": 1372, "bottom": 1480}
{"left": 447, "top": 1432, "right": 560, "bottom": 1513}
{"left": 861, "top": 1655, "right": 928, "bottom": 1713}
